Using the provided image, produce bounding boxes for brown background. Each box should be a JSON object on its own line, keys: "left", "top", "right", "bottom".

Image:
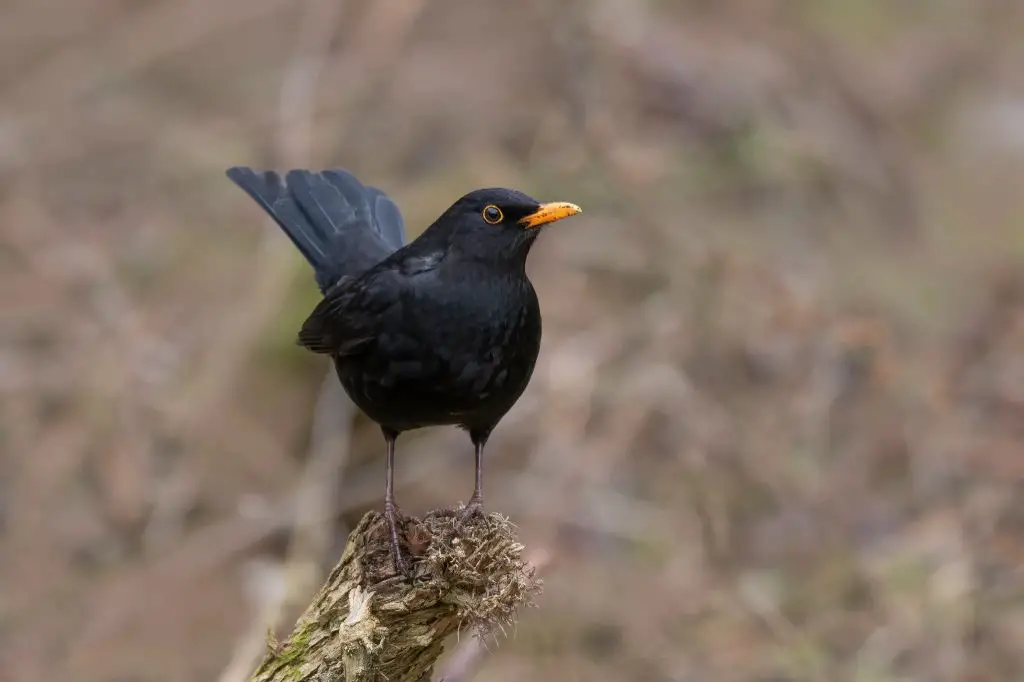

{"left": 2, "top": 1, "right": 1024, "bottom": 680}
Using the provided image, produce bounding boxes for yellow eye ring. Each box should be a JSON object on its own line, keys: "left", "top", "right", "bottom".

{"left": 482, "top": 205, "right": 503, "bottom": 224}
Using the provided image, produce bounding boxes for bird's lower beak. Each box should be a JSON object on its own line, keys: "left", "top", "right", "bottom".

{"left": 518, "top": 202, "right": 583, "bottom": 229}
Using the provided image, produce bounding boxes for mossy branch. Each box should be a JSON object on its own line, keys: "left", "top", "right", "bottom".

{"left": 247, "top": 509, "right": 540, "bottom": 682}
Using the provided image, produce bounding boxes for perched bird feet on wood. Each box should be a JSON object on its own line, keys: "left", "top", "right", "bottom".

{"left": 457, "top": 496, "right": 486, "bottom": 527}
{"left": 456, "top": 436, "right": 488, "bottom": 528}
{"left": 383, "top": 499, "right": 411, "bottom": 577}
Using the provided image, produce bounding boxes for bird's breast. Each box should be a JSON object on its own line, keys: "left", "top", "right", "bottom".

{"left": 337, "top": 275, "right": 542, "bottom": 431}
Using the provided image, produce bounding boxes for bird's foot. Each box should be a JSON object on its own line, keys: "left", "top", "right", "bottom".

{"left": 384, "top": 502, "right": 411, "bottom": 578}
{"left": 456, "top": 496, "right": 485, "bottom": 528}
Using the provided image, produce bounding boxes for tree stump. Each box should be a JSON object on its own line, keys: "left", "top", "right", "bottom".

{"left": 248, "top": 509, "right": 540, "bottom": 682}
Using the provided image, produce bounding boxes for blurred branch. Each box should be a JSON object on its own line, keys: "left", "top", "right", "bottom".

{"left": 246, "top": 511, "right": 540, "bottom": 682}
{"left": 277, "top": 0, "right": 346, "bottom": 167}
{"left": 7, "top": 0, "right": 289, "bottom": 118}
{"left": 321, "top": 0, "right": 429, "bottom": 162}
{"left": 219, "top": 2, "right": 350, "bottom": 681}
{"left": 219, "top": 376, "right": 354, "bottom": 682}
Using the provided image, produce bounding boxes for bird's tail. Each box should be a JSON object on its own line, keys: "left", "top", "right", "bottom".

{"left": 226, "top": 167, "right": 406, "bottom": 292}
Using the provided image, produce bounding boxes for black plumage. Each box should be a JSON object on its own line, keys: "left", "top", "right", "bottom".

{"left": 226, "top": 166, "right": 582, "bottom": 574}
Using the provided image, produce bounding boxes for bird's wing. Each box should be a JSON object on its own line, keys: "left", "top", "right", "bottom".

{"left": 296, "top": 270, "right": 403, "bottom": 356}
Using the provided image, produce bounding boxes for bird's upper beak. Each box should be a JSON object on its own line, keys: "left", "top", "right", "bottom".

{"left": 518, "top": 202, "right": 583, "bottom": 229}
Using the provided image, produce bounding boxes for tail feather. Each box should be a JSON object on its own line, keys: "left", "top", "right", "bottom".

{"left": 225, "top": 167, "right": 334, "bottom": 270}
{"left": 363, "top": 186, "right": 407, "bottom": 252}
{"left": 226, "top": 166, "right": 406, "bottom": 292}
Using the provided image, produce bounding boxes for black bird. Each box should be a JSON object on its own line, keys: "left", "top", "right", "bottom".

{"left": 226, "top": 166, "right": 581, "bottom": 573}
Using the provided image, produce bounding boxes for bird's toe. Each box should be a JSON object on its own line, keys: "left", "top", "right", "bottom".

{"left": 456, "top": 499, "right": 485, "bottom": 526}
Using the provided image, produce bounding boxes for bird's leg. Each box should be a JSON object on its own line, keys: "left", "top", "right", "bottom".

{"left": 382, "top": 429, "right": 409, "bottom": 576}
{"left": 458, "top": 430, "right": 489, "bottom": 523}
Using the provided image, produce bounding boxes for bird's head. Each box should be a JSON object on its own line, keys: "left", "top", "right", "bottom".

{"left": 427, "top": 188, "right": 582, "bottom": 266}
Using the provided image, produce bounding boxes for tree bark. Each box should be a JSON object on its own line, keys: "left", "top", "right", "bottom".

{"left": 248, "top": 509, "right": 540, "bottom": 682}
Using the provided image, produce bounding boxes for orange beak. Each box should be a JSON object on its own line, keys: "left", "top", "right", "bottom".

{"left": 518, "top": 202, "right": 583, "bottom": 229}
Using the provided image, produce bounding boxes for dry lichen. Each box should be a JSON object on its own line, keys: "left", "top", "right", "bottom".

{"left": 420, "top": 507, "right": 542, "bottom": 633}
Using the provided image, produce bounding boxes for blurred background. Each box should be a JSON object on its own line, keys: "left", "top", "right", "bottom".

{"left": 2, "top": 1, "right": 1024, "bottom": 681}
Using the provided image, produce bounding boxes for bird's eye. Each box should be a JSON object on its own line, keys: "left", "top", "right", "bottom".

{"left": 482, "top": 205, "right": 503, "bottom": 224}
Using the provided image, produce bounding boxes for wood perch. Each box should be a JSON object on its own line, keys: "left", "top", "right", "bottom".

{"left": 248, "top": 509, "right": 541, "bottom": 682}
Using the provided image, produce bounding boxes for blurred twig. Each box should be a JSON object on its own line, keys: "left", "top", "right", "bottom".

{"left": 217, "top": 2, "right": 348, "bottom": 681}
{"left": 6, "top": 0, "right": 290, "bottom": 157}
{"left": 217, "top": 375, "right": 354, "bottom": 682}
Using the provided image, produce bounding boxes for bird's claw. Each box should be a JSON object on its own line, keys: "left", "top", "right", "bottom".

{"left": 456, "top": 498, "right": 485, "bottom": 528}
{"left": 384, "top": 503, "right": 412, "bottom": 578}
{"left": 392, "top": 552, "right": 411, "bottom": 578}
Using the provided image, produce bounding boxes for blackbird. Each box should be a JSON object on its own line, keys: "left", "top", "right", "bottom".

{"left": 226, "top": 166, "right": 581, "bottom": 574}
